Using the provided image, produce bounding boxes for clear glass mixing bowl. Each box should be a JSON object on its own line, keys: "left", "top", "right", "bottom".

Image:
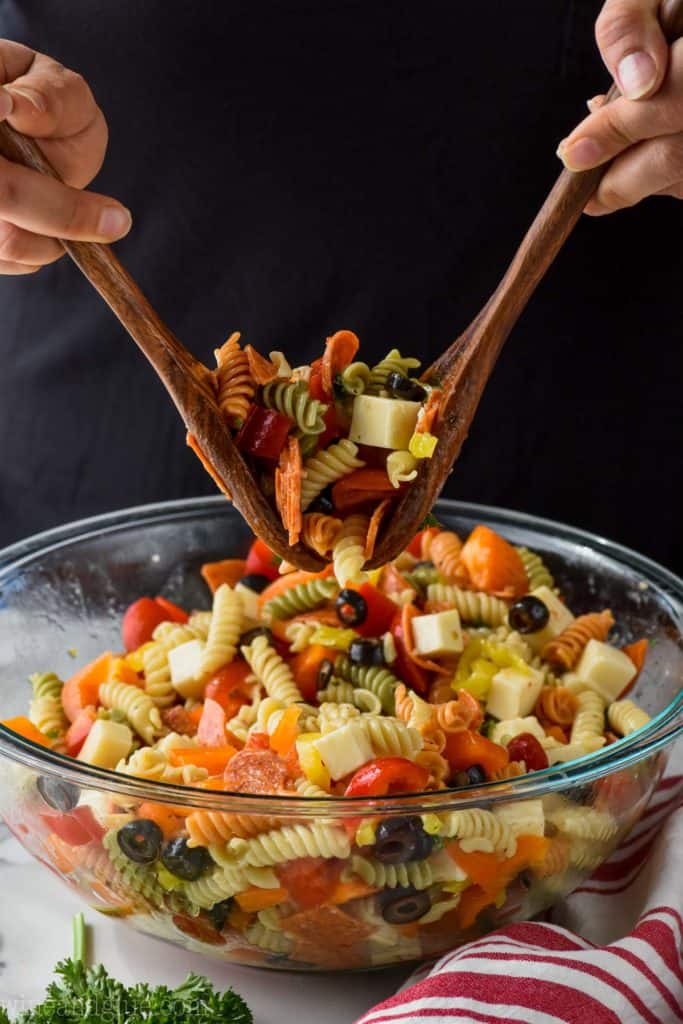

{"left": 0, "top": 498, "right": 680, "bottom": 970}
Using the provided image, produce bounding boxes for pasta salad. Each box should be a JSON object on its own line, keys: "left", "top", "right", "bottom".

{"left": 188, "top": 329, "right": 441, "bottom": 567}
{"left": 1, "top": 521, "right": 654, "bottom": 968}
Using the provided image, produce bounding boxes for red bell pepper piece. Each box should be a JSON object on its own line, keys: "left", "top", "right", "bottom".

{"left": 235, "top": 404, "right": 292, "bottom": 460}
{"left": 351, "top": 582, "right": 398, "bottom": 638}
{"left": 244, "top": 537, "right": 281, "bottom": 580}
{"left": 345, "top": 757, "right": 429, "bottom": 798}
{"left": 390, "top": 608, "right": 429, "bottom": 694}
{"left": 65, "top": 707, "right": 97, "bottom": 757}
{"left": 406, "top": 526, "right": 441, "bottom": 559}
{"left": 41, "top": 805, "right": 105, "bottom": 847}
{"left": 445, "top": 729, "right": 510, "bottom": 779}
{"left": 309, "top": 359, "right": 330, "bottom": 401}
{"left": 204, "top": 661, "right": 253, "bottom": 717}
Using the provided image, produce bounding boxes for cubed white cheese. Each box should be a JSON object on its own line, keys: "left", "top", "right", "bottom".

{"left": 575, "top": 639, "right": 637, "bottom": 703}
{"left": 486, "top": 666, "right": 544, "bottom": 720}
{"left": 493, "top": 799, "right": 545, "bottom": 837}
{"left": 349, "top": 395, "right": 421, "bottom": 450}
{"left": 78, "top": 719, "right": 133, "bottom": 770}
{"left": 412, "top": 609, "right": 464, "bottom": 657}
{"left": 489, "top": 715, "right": 546, "bottom": 746}
{"left": 523, "top": 586, "right": 575, "bottom": 652}
{"left": 235, "top": 581, "right": 260, "bottom": 624}
{"left": 312, "top": 720, "right": 374, "bottom": 780}
{"left": 168, "top": 638, "right": 206, "bottom": 699}
{"left": 429, "top": 848, "right": 469, "bottom": 884}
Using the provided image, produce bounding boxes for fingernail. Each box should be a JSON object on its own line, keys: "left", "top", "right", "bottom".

{"left": 98, "top": 206, "right": 132, "bottom": 239}
{"left": 556, "top": 136, "right": 603, "bottom": 171}
{"left": 0, "top": 89, "right": 12, "bottom": 119}
{"left": 586, "top": 95, "right": 603, "bottom": 113}
{"left": 7, "top": 85, "right": 47, "bottom": 113}
{"left": 617, "top": 51, "right": 657, "bottom": 100}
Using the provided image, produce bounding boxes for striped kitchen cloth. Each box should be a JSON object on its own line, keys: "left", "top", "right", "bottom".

{"left": 356, "top": 768, "right": 682, "bottom": 1024}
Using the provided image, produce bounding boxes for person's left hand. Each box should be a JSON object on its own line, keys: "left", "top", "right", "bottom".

{"left": 557, "top": 0, "right": 683, "bottom": 214}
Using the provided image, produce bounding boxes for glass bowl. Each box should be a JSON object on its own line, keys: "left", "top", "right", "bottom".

{"left": 0, "top": 498, "right": 680, "bottom": 971}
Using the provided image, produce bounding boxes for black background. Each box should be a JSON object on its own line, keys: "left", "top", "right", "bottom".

{"left": 0, "top": 1, "right": 681, "bottom": 571}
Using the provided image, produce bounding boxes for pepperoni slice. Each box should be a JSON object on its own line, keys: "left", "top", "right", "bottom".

{"left": 223, "top": 749, "right": 289, "bottom": 794}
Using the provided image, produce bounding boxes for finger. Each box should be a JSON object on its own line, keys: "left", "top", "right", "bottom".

{"left": 0, "top": 220, "right": 63, "bottom": 265}
{"left": 558, "top": 38, "right": 683, "bottom": 170}
{"left": 0, "top": 258, "right": 40, "bottom": 275}
{"left": 587, "top": 93, "right": 607, "bottom": 112}
{"left": 595, "top": 0, "right": 669, "bottom": 98}
{"left": 0, "top": 155, "right": 132, "bottom": 241}
{"left": 0, "top": 39, "right": 36, "bottom": 84}
{"left": 584, "top": 130, "right": 683, "bottom": 213}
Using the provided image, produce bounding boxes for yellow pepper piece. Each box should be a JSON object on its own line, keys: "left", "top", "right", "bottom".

{"left": 421, "top": 813, "right": 443, "bottom": 836}
{"left": 310, "top": 625, "right": 358, "bottom": 650}
{"left": 367, "top": 568, "right": 383, "bottom": 587}
{"left": 443, "top": 878, "right": 470, "bottom": 895}
{"left": 355, "top": 820, "right": 377, "bottom": 847}
{"left": 156, "top": 864, "right": 184, "bottom": 891}
{"left": 409, "top": 431, "right": 438, "bottom": 459}
{"left": 295, "top": 732, "right": 331, "bottom": 791}
{"left": 124, "top": 643, "right": 155, "bottom": 673}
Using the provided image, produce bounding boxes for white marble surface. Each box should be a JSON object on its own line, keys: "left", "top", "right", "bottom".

{"left": 0, "top": 825, "right": 407, "bottom": 1022}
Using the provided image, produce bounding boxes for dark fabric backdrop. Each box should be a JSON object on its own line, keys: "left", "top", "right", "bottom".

{"left": 0, "top": 1, "right": 681, "bottom": 570}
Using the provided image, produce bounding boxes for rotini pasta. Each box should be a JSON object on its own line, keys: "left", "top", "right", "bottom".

{"left": 386, "top": 450, "right": 418, "bottom": 488}
{"left": 344, "top": 855, "right": 432, "bottom": 890}
{"left": 338, "top": 360, "right": 371, "bottom": 396}
{"left": 99, "top": 680, "right": 162, "bottom": 744}
{"left": 300, "top": 439, "right": 365, "bottom": 510}
{"left": 607, "top": 699, "right": 651, "bottom": 736}
{"left": 542, "top": 610, "right": 615, "bottom": 670}
{"left": 301, "top": 513, "right": 343, "bottom": 557}
{"left": 261, "top": 379, "right": 327, "bottom": 435}
{"left": 263, "top": 577, "right": 339, "bottom": 622}
{"left": 213, "top": 332, "right": 255, "bottom": 428}
{"left": 515, "top": 546, "right": 555, "bottom": 591}
{"left": 216, "top": 821, "right": 350, "bottom": 867}
{"left": 332, "top": 513, "right": 369, "bottom": 586}
{"left": 439, "top": 809, "right": 517, "bottom": 857}
{"left": 426, "top": 583, "right": 509, "bottom": 626}
{"left": 241, "top": 634, "right": 303, "bottom": 704}
{"left": 423, "top": 529, "right": 464, "bottom": 582}
{"left": 366, "top": 349, "right": 421, "bottom": 394}
{"left": 534, "top": 685, "right": 578, "bottom": 727}
{"left": 199, "top": 583, "right": 243, "bottom": 678}
{"left": 356, "top": 714, "right": 423, "bottom": 759}
{"left": 29, "top": 672, "right": 68, "bottom": 747}
{"left": 333, "top": 655, "right": 400, "bottom": 714}
{"left": 570, "top": 689, "right": 607, "bottom": 752}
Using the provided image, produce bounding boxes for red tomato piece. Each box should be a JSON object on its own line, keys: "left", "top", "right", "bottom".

{"left": 203, "top": 661, "right": 253, "bottom": 717}
{"left": 352, "top": 582, "right": 398, "bottom": 638}
{"left": 121, "top": 597, "right": 168, "bottom": 651}
{"left": 154, "top": 596, "right": 188, "bottom": 623}
{"left": 65, "top": 707, "right": 97, "bottom": 757}
{"left": 506, "top": 732, "right": 548, "bottom": 771}
{"left": 172, "top": 914, "right": 226, "bottom": 945}
{"left": 244, "top": 538, "right": 281, "bottom": 581}
{"left": 197, "top": 698, "right": 228, "bottom": 749}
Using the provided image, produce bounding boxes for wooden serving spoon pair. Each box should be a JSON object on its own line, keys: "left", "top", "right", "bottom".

{"left": 1, "top": 0, "right": 682, "bottom": 571}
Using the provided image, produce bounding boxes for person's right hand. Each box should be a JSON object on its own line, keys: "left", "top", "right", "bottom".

{"left": 0, "top": 39, "right": 131, "bottom": 275}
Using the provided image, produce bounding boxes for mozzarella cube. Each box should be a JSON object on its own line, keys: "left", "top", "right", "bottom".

{"left": 235, "top": 581, "right": 260, "bottom": 624}
{"left": 489, "top": 715, "right": 546, "bottom": 746}
{"left": 486, "top": 666, "right": 544, "bottom": 720}
{"left": 349, "top": 395, "right": 421, "bottom": 450}
{"left": 575, "top": 639, "right": 637, "bottom": 703}
{"left": 523, "top": 586, "right": 575, "bottom": 652}
{"left": 493, "top": 799, "right": 545, "bottom": 838}
{"left": 78, "top": 719, "right": 133, "bottom": 770}
{"left": 168, "top": 638, "right": 206, "bottom": 699}
{"left": 412, "top": 609, "right": 464, "bottom": 657}
{"left": 312, "top": 720, "right": 374, "bottom": 780}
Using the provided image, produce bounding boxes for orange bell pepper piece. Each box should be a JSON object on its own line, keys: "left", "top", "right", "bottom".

{"left": 270, "top": 705, "right": 302, "bottom": 756}
{"left": 1, "top": 716, "right": 52, "bottom": 748}
{"left": 61, "top": 652, "right": 113, "bottom": 723}
{"left": 459, "top": 524, "right": 528, "bottom": 599}
{"left": 235, "top": 886, "right": 290, "bottom": 912}
{"left": 169, "top": 745, "right": 238, "bottom": 775}
{"left": 200, "top": 558, "right": 247, "bottom": 593}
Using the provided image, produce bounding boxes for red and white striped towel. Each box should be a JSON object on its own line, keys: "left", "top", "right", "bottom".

{"left": 357, "top": 765, "right": 682, "bottom": 1024}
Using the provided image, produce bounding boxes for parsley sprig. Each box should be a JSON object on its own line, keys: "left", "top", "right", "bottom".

{"left": 0, "top": 915, "right": 252, "bottom": 1024}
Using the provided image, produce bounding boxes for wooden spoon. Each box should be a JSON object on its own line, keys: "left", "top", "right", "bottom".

{"left": 368, "top": 0, "right": 683, "bottom": 568}
{"left": 0, "top": 122, "right": 325, "bottom": 570}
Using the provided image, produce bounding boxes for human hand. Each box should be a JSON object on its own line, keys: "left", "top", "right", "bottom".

{"left": 557, "top": 0, "right": 683, "bottom": 214}
{"left": 0, "top": 39, "right": 131, "bottom": 275}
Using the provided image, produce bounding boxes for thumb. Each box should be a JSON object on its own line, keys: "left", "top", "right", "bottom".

{"left": 595, "top": 0, "right": 669, "bottom": 99}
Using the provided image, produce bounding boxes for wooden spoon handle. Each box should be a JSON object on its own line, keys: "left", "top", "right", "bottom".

{"left": 0, "top": 121, "right": 211, "bottom": 405}
{"left": 428, "top": 0, "right": 683, "bottom": 382}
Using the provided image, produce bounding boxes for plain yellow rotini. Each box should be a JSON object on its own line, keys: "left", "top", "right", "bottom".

{"left": 439, "top": 808, "right": 517, "bottom": 857}
{"left": 356, "top": 714, "right": 423, "bottom": 759}
{"left": 344, "top": 855, "right": 432, "bottom": 890}
{"left": 608, "top": 699, "right": 651, "bottom": 736}
{"left": 214, "top": 821, "right": 350, "bottom": 868}
{"left": 426, "top": 583, "right": 509, "bottom": 627}
{"left": 386, "top": 450, "right": 418, "bottom": 488}
{"left": 199, "top": 583, "right": 243, "bottom": 678}
{"left": 99, "top": 680, "right": 162, "bottom": 744}
{"left": 300, "top": 439, "right": 365, "bottom": 510}
{"left": 332, "top": 513, "right": 369, "bottom": 586}
{"left": 570, "top": 689, "right": 606, "bottom": 752}
{"left": 241, "top": 634, "right": 303, "bottom": 705}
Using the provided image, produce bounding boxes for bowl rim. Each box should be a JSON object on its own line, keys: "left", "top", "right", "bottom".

{"left": 1, "top": 496, "right": 681, "bottom": 816}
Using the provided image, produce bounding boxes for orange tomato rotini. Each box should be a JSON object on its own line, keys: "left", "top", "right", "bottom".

{"left": 213, "top": 332, "right": 256, "bottom": 428}
{"left": 534, "top": 685, "right": 579, "bottom": 727}
{"left": 542, "top": 610, "right": 615, "bottom": 670}
{"left": 301, "top": 513, "right": 343, "bottom": 558}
